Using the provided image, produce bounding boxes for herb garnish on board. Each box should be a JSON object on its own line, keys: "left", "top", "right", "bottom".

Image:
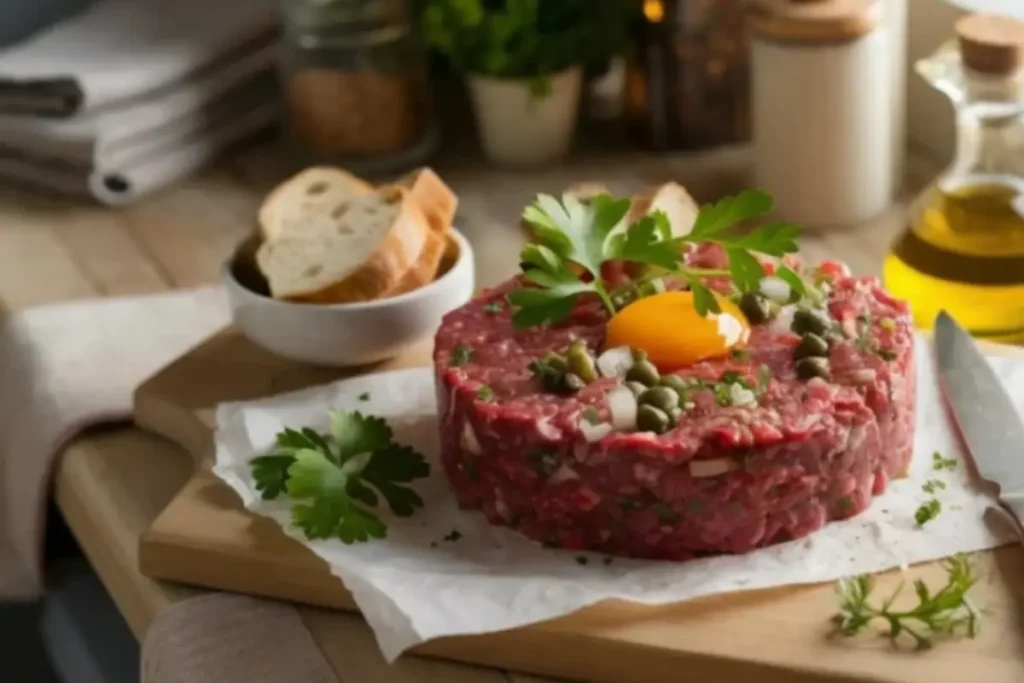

{"left": 511, "top": 190, "right": 801, "bottom": 328}
{"left": 251, "top": 410, "right": 430, "bottom": 544}
{"left": 833, "top": 554, "right": 982, "bottom": 650}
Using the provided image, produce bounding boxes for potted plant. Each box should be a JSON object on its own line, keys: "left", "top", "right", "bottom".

{"left": 420, "top": 0, "right": 632, "bottom": 167}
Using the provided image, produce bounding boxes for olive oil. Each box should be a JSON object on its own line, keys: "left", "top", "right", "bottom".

{"left": 884, "top": 182, "right": 1024, "bottom": 342}
{"left": 884, "top": 16, "right": 1024, "bottom": 342}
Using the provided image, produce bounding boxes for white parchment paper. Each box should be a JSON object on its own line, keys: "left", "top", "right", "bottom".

{"left": 213, "top": 336, "right": 1019, "bottom": 661}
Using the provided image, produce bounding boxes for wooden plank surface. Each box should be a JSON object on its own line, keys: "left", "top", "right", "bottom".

{"left": 0, "top": 139, "right": 960, "bottom": 683}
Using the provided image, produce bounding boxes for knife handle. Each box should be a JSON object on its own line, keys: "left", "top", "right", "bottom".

{"left": 997, "top": 495, "right": 1024, "bottom": 541}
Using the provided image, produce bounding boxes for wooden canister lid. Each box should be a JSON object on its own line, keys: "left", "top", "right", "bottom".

{"left": 957, "top": 13, "right": 1024, "bottom": 75}
{"left": 749, "top": 0, "right": 882, "bottom": 44}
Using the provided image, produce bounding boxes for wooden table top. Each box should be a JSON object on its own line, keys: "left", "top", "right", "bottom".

{"left": 2, "top": 137, "right": 935, "bottom": 682}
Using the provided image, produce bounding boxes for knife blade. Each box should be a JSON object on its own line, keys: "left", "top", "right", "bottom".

{"left": 935, "top": 311, "right": 1024, "bottom": 510}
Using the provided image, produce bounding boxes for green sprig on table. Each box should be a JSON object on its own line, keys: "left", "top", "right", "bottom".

{"left": 251, "top": 410, "right": 430, "bottom": 544}
{"left": 511, "top": 189, "right": 802, "bottom": 328}
{"left": 832, "top": 554, "right": 982, "bottom": 651}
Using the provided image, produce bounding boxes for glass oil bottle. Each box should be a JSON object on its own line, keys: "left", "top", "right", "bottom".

{"left": 883, "top": 14, "right": 1024, "bottom": 343}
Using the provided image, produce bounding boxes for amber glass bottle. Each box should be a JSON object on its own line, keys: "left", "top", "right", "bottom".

{"left": 884, "top": 15, "right": 1024, "bottom": 342}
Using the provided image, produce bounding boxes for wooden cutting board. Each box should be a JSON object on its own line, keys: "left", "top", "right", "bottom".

{"left": 135, "top": 327, "right": 1024, "bottom": 683}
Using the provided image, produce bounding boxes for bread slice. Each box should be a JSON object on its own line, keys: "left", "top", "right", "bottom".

{"left": 626, "top": 182, "right": 700, "bottom": 237}
{"left": 396, "top": 167, "right": 457, "bottom": 235}
{"left": 256, "top": 186, "right": 429, "bottom": 303}
{"left": 259, "top": 167, "right": 373, "bottom": 241}
{"left": 380, "top": 169, "right": 458, "bottom": 296}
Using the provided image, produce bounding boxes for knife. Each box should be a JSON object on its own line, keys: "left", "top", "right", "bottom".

{"left": 935, "top": 311, "right": 1024, "bottom": 534}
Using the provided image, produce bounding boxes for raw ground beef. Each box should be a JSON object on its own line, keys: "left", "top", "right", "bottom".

{"left": 433, "top": 263, "right": 916, "bottom": 560}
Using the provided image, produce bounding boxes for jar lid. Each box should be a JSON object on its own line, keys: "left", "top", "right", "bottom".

{"left": 748, "top": 0, "right": 882, "bottom": 44}
{"left": 957, "top": 13, "right": 1024, "bottom": 75}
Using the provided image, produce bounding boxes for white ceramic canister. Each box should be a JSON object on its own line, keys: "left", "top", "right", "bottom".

{"left": 750, "top": 0, "right": 895, "bottom": 228}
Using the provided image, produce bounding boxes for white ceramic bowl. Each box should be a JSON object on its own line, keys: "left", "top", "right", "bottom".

{"left": 224, "top": 229, "right": 475, "bottom": 367}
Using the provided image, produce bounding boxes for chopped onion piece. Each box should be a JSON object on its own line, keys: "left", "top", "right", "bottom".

{"left": 579, "top": 417, "right": 613, "bottom": 443}
{"left": 849, "top": 369, "right": 877, "bottom": 385}
{"left": 607, "top": 386, "right": 638, "bottom": 432}
{"left": 548, "top": 463, "right": 581, "bottom": 484}
{"left": 461, "top": 421, "right": 481, "bottom": 454}
{"left": 596, "top": 346, "right": 635, "bottom": 378}
{"left": 728, "top": 383, "right": 757, "bottom": 407}
{"left": 689, "top": 458, "right": 734, "bottom": 478}
{"left": 760, "top": 276, "right": 792, "bottom": 304}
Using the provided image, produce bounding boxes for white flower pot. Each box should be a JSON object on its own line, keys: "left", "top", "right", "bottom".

{"left": 467, "top": 67, "right": 582, "bottom": 167}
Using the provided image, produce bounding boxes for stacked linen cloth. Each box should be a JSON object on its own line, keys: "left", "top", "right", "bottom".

{"left": 0, "top": 0, "right": 282, "bottom": 205}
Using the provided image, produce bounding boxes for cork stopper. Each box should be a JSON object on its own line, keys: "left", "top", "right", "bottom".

{"left": 957, "top": 13, "right": 1024, "bottom": 76}
{"left": 748, "top": 0, "right": 882, "bottom": 44}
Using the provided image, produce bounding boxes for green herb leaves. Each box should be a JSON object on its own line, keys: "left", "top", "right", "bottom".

{"left": 511, "top": 189, "right": 802, "bottom": 328}
{"left": 251, "top": 410, "right": 430, "bottom": 544}
{"left": 832, "top": 555, "right": 981, "bottom": 650}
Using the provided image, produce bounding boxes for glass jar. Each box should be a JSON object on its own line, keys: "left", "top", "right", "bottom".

{"left": 883, "top": 15, "right": 1024, "bottom": 343}
{"left": 280, "top": 0, "right": 438, "bottom": 176}
{"left": 624, "top": 0, "right": 750, "bottom": 151}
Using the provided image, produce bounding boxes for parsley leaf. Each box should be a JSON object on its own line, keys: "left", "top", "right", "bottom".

{"left": 615, "top": 212, "right": 682, "bottom": 269}
{"left": 359, "top": 443, "right": 430, "bottom": 516}
{"left": 250, "top": 409, "right": 430, "bottom": 544}
{"left": 686, "top": 278, "right": 721, "bottom": 316}
{"left": 728, "top": 222, "right": 801, "bottom": 256}
{"left": 915, "top": 499, "right": 942, "bottom": 526}
{"left": 521, "top": 193, "right": 630, "bottom": 278}
{"left": 775, "top": 265, "right": 807, "bottom": 299}
{"left": 251, "top": 454, "right": 295, "bottom": 500}
{"left": 687, "top": 190, "right": 773, "bottom": 240}
{"left": 330, "top": 411, "right": 392, "bottom": 463}
{"left": 726, "top": 248, "right": 765, "bottom": 293}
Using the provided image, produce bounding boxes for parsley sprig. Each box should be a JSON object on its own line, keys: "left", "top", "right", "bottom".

{"left": 832, "top": 555, "right": 982, "bottom": 650}
{"left": 251, "top": 410, "right": 430, "bottom": 544}
{"left": 512, "top": 190, "right": 800, "bottom": 328}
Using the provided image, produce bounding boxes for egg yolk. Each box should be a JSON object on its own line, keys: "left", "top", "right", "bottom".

{"left": 605, "top": 291, "right": 750, "bottom": 370}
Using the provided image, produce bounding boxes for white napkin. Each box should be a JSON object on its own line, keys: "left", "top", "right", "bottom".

{"left": 0, "top": 287, "right": 229, "bottom": 599}
{"left": 213, "top": 335, "right": 1018, "bottom": 662}
{"left": 0, "top": 0, "right": 279, "bottom": 117}
{"left": 0, "top": 40, "right": 276, "bottom": 167}
{"left": 0, "top": 80, "right": 279, "bottom": 205}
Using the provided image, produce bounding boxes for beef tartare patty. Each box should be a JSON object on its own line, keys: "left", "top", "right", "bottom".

{"left": 433, "top": 273, "right": 915, "bottom": 560}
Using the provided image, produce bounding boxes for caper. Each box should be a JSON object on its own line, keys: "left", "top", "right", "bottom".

{"left": 566, "top": 340, "right": 598, "bottom": 383}
{"left": 625, "top": 380, "right": 648, "bottom": 397}
{"left": 563, "top": 373, "right": 587, "bottom": 392}
{"left": 739, "top": 292, "right": 772, "bottom": 325}
{"left": 638, "top": 386, "right": 681, "bottom": 413}
{"left": 631, "top": 348, "right": 648, "bottom": 362}
{"left": 637, "top": 404, "right": 671, "bottom": 434}
{"left": 658, "top": 374, "right": 691, "bottom": 397}
{"left": 667, "top": 407, "right": 683, "bottom": 426}
{"left": 793, "top": 332, "right": 830, "bottom": 360}
{"left": 795, "top": 356, "right": 831, "bottom": 381}
{"left": 625, "top": 359, "right": 660, "bottom": 386}
{"left": 541, "top": 352, "right": 568, "bottom": 374}
{"left": 791, "top": 308, "right": 831, "bottom": 336}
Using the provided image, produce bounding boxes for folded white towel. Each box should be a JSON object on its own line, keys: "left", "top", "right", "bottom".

{"left": 0, "top": 78, "right": 279, "bottom": 205}
{"left": 0, "top": 0, "right": 279, "bottom": 117}
{"left": 0, "top": 39, "right": 277, "bottom": 166}
{"left": 0, "top": 287, "right": 230, "bottom": 600}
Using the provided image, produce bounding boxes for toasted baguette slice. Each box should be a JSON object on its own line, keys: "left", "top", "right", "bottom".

{"left": 382, "top": 169, "right": 458, "bottom": 296}
{"left": 397, "top": 168, "right": 457, "bottom": 235}
{"left": 256, "top": 187, "right": 428, "bottom": 303}
{"left": 626, "top": 182, "right": 700, "bottom": 237}
{"left": 565, "top": 181, "right": 612, "bottom": 203}
{"left": 259, "top": 167, "right": 373, "bottom": 241}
